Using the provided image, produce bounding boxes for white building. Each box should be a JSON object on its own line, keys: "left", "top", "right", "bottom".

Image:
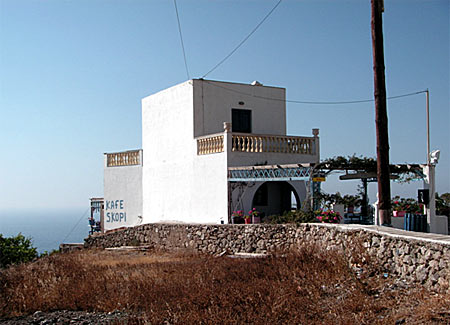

{"left": 100, "top": 79, "right": 320, "bottom": 231}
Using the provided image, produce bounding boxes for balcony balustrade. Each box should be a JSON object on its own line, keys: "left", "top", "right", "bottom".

{"left": 231, "top": 134, "right": 313, "bottom": 155}
{"left": 106, "top": 150, "right": 141, "bottom": 167}
{"left": 197, "top": 135, "right": 224, "bottom": 155}
{"left": 197, "top": 132, "right": 317, "bottom": 156}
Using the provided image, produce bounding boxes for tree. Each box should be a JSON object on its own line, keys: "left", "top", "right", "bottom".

{"left": 0, "top": 233, "right": 38, "bottom": 268}
{"left": 440, "top": 193, "right": 450, "bottom": 206}
{"left": 436, "top": 193, "right": 450, "bottom": 217}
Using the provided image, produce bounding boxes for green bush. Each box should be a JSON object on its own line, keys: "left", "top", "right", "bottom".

{"left": 265, "top": 210, "right": 317, "bottom": 224}
{"left": 436, "top": 193, "right": 450, "bottom": 217}
{"left": 39, "top": 249, "right": 60, "bottom": 257}
{"left": 0, "top": 233, "right": 38, "bottom": 268}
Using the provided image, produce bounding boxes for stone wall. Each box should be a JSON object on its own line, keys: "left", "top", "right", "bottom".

{"left": 84, "top": 223, "right": 450, "bottom": 292}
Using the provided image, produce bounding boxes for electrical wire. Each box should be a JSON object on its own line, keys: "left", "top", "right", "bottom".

{"left": 174, "top": 0, "right": 190, "bottom": 80}
{"left": 283, "top": 90, "right": 427, "bottom": 105}
{"left": 202, "top": 80, "right": 427, "bottom": 105}
{"left": 202, "top": 0, "right": 283, "bottom": 79}
{"left": 60, "top": 207, "right": 90, "bottom": 244}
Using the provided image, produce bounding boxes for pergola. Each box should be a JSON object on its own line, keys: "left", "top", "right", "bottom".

{"left": 228, "top": 164, "right": 313, "bottom": 182}
{"left": 314, "top": 162, "right": 425, "bottom": 219}
{"left": 227, "top": 161, "right": 425, "bottom": 222}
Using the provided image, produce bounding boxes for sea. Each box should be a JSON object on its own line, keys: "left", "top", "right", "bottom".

{"left": 0, "top": 209, "right": 91, "bottom": 254}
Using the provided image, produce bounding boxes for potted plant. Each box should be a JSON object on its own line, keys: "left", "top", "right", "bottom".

{"left": 243, "top": 213, "right": 252, "bottom": 224}
{"left": 391, "top": 196, "right": 423, "bottom": 217}
{"left": 391, "top": 196, "right": 422, "bottom": 217}
{"left": 231, "top": 210, "right": 244, "bottom": 224}
{"left": 392, "top": 197, "right": 405, "bottom": 217}
{"left": 315, "top": 209, "right": 341, "bottom": 224}
{"left": 249, "top": 208, "right": 260, "bottom": 224}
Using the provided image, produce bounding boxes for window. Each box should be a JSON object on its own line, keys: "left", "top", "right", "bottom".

{"left": 232, "top": 109, "right": 252, "bottom": 133}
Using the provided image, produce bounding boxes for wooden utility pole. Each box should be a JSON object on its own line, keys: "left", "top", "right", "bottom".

{"left": 371, "top": 0, "right": 391, "bottom": 226}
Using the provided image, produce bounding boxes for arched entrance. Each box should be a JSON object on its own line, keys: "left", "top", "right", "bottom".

{"left": 252, "top": 181, "right": 300, "bottom": 218}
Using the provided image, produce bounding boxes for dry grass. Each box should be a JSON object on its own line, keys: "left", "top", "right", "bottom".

{"left": 0, "top": 247, "right": 449, "bottom": 324}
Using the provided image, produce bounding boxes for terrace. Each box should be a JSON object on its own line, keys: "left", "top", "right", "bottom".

{"left": 196, "top": 125, "right": 320, "bottom": 165}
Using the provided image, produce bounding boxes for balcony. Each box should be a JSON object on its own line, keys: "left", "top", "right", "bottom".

{"left": 197, "top": 135, "right": 224, "bottom": 155}
{"left": 230, "top": 133, "right": 314, "bottom": 154}
{"left": 196, "top": 127, "right": 320, "bottom": 164}
{"left": 106, "top": 150, "right": 142, "bottom": 167}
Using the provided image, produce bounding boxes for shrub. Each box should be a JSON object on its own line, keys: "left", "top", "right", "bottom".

{"left": 0, "top": 233, "right": 38, "bottom": 268}
{"left": 317, "top": 192, "right": 362, "bottom": 209}
{"left": 265, "top": 210, "right": 316, "bottom": 224}
{"left": 40, "top": 249, "right": 60, "bottom": 257}
{"left": 436, "top": 192, "right": 450, "bottom": 217}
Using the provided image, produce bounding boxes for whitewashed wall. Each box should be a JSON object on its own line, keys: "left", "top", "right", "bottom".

{"left": 103, "top": 152, "right": 143, "bottom": 231}
{"left": 193, "top": 79, "right": 286, "bottom": 137}
{"left": 192, "top": 151, "right": 228, "bottom": 224}
{"left": 142, "top": 81, "right": 228, "bottom": 224}
{"left": 142, "top": 81, "right": 193, "bottom": 223}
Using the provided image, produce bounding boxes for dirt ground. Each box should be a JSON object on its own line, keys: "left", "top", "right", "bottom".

{"left": 1, "top": 249, "right": 449, "bottom": 324}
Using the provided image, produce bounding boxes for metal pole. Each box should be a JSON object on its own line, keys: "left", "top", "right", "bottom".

{"left": 426, "top": 89, "right": 430, "bottom": 165}
{"left": 424, "top": 89, "right": 436, "bottom": 233}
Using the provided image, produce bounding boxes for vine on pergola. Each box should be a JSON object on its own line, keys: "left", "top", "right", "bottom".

{"left": 314, "top": 155, "right": 424, "bottom": 183}
{"left": 317, "top": 155, "right": 377, "bottom": 171}
{"left": 316, "top": 192, "right": 362, "bottom": 208}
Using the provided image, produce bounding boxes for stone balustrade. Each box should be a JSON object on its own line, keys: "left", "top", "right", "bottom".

{"left": 106, "top": 150, "right": 141, "bottom": 167}
{"left": 231, "top": 134, "right": 314, "bottom": 154}
{"left": 196, "top": 133, "right": 316, "bottom": 156}
{"left": 197, "top": 135, "right": 224, "bottom": 155}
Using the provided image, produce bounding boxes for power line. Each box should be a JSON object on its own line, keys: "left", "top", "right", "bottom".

{"left": 383, "top": 90, "right": 427, "bottom": 101}
{"left": 203, "top": 80, "right": 427, "bottom": 105}
{"left": 283, "top": 90, "right": 427, "bottom": 105}
{"left": 202, "top": 0, "right": 283, "bottom": 79}
{"left": 174, "top": 0, "right": 190, "bottom": 80}
{"left": 60, "top": 207, "right": 90, "bottom": 244}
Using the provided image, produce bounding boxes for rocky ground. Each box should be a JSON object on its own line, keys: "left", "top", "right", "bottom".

{"left": 0, "top": 310, "right": 129, "bottom": 325}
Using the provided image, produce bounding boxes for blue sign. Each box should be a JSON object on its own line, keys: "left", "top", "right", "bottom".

{"left": 105, "top": 199, "right": 127, "bottom": 223}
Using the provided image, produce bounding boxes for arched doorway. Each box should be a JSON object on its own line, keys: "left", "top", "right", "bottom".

{"left": 252, "top": 181, "right": 300, "bottom": 218}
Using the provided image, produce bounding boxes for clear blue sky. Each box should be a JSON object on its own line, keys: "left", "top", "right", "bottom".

{"left": 1, "top": 0, "right": 449, "bottom": 213}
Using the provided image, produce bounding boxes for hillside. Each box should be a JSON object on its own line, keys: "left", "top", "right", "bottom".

{"left": 1, "top": 247, "right": 449, "bottom": 324}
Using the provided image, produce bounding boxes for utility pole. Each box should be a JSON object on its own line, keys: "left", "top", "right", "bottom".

{"left": 371, "top": 0, "right": 391, "bottom": 226}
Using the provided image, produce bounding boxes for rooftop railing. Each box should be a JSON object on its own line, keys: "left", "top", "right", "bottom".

{"left": 106, "top": 150, "right": 142, "bottom": 167}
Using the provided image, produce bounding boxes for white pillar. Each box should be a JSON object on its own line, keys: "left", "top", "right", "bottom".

{"left": 373, "top": 193, "right": 380, "bottom": 226}
{"left": 224, "top": 122, "right": 232, "bottom": 224}
{"left": 423, "top": 164, "right": 436, "bottom": 233}
{"left": 312, "top": 128, "right": 320, "bottom": 163}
